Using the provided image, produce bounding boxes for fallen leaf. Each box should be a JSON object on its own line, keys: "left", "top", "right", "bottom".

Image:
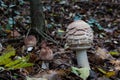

{"left": 97, "top": 68, "right": 106, "bottom": 74}
{"left": 97, "top": 67, "right": 115, "bottom": 77}
{"left": 26, "top": 76, "right": 47, "bottom": 80}
{"left": 110, "top": 60, "right": 120, "bottom": 66}
{"left": 97, "top": 76, "right": 111, "bottom": 80}
{"left": 110, "top": 60, "right": 120, "bottom": 70}
{"left": 105, "top": 71, "right": 115, "bottom": 77}
{"left": 109, "top": 51, "right": 120, "bottom": 56}
{"left": 71, "top": 67, "right": 90, "bottom": 80}
{"left": 33, "top": 70, "right": 66, "bottom": 80}
{"left": 95, "top": 47, "right": 114, "bottom": 60}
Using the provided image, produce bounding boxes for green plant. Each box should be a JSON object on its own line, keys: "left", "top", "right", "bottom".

{"left": 71, "top": 67, "right": 90, "bottom": 80}
{"left": 0, "top": 45, "right": 34, "bottom": 70}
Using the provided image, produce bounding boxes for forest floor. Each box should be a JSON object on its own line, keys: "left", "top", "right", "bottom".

{"left": 0, "top": 0, "right": 120, "bottom": 80}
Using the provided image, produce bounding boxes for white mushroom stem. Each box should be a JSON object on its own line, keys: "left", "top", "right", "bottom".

{"left": 76, "top": 49, "right": 90, "bottom": 70}
{"left": 41, "top": 61, "right": 49, "bottom": 69}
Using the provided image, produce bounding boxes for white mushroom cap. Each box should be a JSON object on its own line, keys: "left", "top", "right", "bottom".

{"left": 66, "top": 20, "right": 93, "bottom": 50}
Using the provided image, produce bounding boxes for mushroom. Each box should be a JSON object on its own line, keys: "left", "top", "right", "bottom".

{"left": 24, "top": 35, "right": 37, "bottom": 52}
{"left": 66, "top": 20, "right": 93, "bottom": 70}
{"left": 39, "top": 40, "right": 53, "bottom": 69}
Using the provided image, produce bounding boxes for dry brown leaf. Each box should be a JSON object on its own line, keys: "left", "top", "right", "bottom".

{"left": 97, "top": 76, "right": 111, "bottom": 80}
{"left": 95, "top": 47, "right": 114, "bottom": 60}
{"left": 110, "top": 60, "right": 120, "bottom": 66}
{"left": 33, "top": 70, "right": 67, "bottom": 80}
{"left": 114, "top": 66, "right": 120, "bottom": 70}
{"left": 27, "top": 76, "right": 47, "bottom": 80}
{"left": 110, "top": 60, "right": 120, "bottom": 70}
{"left": 10, "top": 30, "right": 21, "bottom": 38}
{"left": 53, "top": 59, "right": 71, "bottom": 67}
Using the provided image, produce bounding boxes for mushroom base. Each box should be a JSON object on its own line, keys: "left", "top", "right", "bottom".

{"left": 76, "top": 49, "right": 90, "bottom": 70}
{"left": 41, "top": 61, "right": 49, "bottom": 69}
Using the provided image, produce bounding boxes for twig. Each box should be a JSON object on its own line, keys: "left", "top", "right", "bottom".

{"left": 34, "top": 28, "right": 58, "bottom": 45}
{"left": 26, "top": 27, "right": 31, "bottom": 37}
{"left": 76, "top": 1, "right": 120, "bottom": 5}
{"left": 54, "top": 50, "right": 73, "bottom": 56}
{"left": 0, "top": 36, "right": 24, "bottom": 43}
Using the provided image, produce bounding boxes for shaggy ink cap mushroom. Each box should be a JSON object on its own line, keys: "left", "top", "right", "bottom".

{"left": 66, "top": 20, "right": 93, "bottom": 70}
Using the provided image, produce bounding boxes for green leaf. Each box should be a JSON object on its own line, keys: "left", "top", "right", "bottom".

{"left": 0, "top": 45, "right": 15, "bottom": 65}
{"left": 71, "top": 67, "right": 79, "bottom": 75}
{"left": 2, "top": 50, "right": 15, "bottom": 59}
{"left": 109, "top": 51, "right": 120, "bottom": 56}
{"left": 11, "top": 62, "right": 33, "bottom": 69}
{"left": 5, "top": 58, "right": 23, "bottom": 67}
{"left": 105, "top": 71, "right": 115, "bottom": 77}
{"left": 97, "top": 68, "right": 106, "bottom": 74}
{"left": 0, "top": 58, "right": 12, "bottom": 65}
{"left": 0, "top": 45, "right": 33, "bottom": 70}
{"left": 25, "top": 54, "right": 30, "bottom": 61}
{"left": 71, "top": 67, "right": 90, "bottom": 80}
{"left": 2, "top": 46, "right": 15, "bottom": 58}
{"left": 79, "top": 68, "right": 90, "bottom": 80}
{"left": 57, "top": 29, "right": 65, "bottom": 37}
{"left": 58, "top": 29, "right": 64, "bottom": 33}
{"left": 97, "top": 68, "right": 115, "bottom": 77}
{"left": 5, "top": 55, "right": 30, "bottom": 68}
